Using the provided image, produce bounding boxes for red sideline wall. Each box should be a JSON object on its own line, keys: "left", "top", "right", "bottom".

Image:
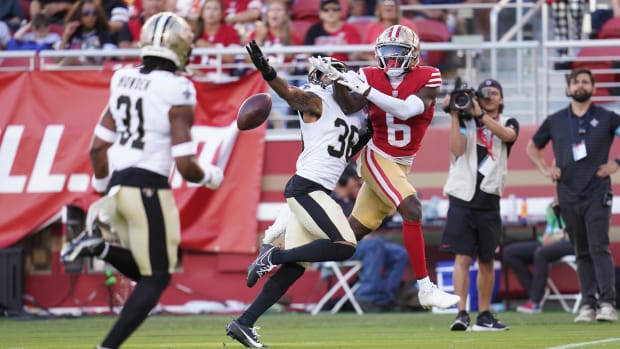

{"left": 25, "top": 126, "right": 620, "bottom": 309}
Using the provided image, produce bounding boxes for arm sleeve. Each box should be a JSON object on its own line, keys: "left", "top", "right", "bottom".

{"left": 366, "top": 88, "right": 425, "bottom": 120}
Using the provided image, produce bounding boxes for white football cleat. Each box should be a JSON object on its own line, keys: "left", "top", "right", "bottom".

{"left": 418, "top": 284, "right": 460, "bottom": 309}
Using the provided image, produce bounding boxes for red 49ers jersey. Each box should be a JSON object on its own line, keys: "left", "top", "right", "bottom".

{"left": 361, "top": 65, "right": 441, "bottom": 158}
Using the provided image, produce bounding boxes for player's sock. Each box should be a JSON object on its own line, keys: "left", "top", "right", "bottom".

{"left": 270, "top": 239, "right": 354, "bottom": 264}
{"left": 402, "top": 220, "right": 429, "bottom": 279}
{"left": 238, "top": 263, "right": 305, "bottom": 326}
{"left": 101, "top": 274, "right": 170, "bottom": 348}
{"left": 102, "top": 245, "right": 142, "bottom": 282}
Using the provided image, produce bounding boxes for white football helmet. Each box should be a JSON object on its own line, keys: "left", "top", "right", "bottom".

{"left": 374, "top": 25, "right": 420, "bottom": 77}
{"left": 140, "top": 12, "right": 194, "bottom": 70}
{"left": 308, "top": 57, "right": 348, "bottom": 88}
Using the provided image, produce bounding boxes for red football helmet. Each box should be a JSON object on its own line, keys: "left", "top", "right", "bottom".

{"left": 374, "top": 25, "right": 420, "bottom": 77}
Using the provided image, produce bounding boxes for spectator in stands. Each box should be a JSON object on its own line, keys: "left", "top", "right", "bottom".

{"left": 222, "top": 0, "right": 262, "bottom": 43}
{"left": 548, "top": 0, "right": 587, "bottom": 69}
{"left": 503, "top": 199, "right": 574, "bottom": 314}
{"left": 247, "top": 0, "right": 303, "bottom": 49}
{"left": 0, "top": 0, "right": 26, "bottom": 32}
{"left": 95, "top": 0, "right": 129, "bottom": 35}
{"left": 0, "top": 21, "right": 12, "bottom": 49}
{"left": 249, "top": 0, "right": 305, "bottom": 75}
{"left": 6, "top": 13, "right": 61, "bottom": 51}
{"left": 364, "top": 0, "right": 417, "bottom": 44}
{"left": 56, "top": 0, "right": 117, "bottom": 65}
{"left": 347, "top": 0, "right": 377, "bottom": 22}
{"left": 174, "top": 0, "right": 203, "bottom": 32}
{"left": 441, "top": 78, "right": 518, "bottom": 331}
{"left": 118, "top": 0, "right": 166, "bottom": 48}
{"left": 30, "top": 0, "right": 77, "bottom": 24}
{"left": 192, "top": 0, "right": 240, "bottom": 78}
{"left": 590, "top": 0, "right": 620, "bottom": 39}
{"left": 407, "top": 0, "right": 493, "bottom": 38}
{"left": 304, "top": 0, "right": 362, "bottom": 63}
{"left": 526, "top": 68, "right": 618, "bottom": 323}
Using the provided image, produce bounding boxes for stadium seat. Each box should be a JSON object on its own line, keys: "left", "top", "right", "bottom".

{"left": 311, "top": 261, "right": 364, "bottom": 315}
{"left": 292, "top": 0, "right": 321, "bottom": 21}
{"left": 292, "top": 0, "right": 348, "bottom": 21}
{"left": 597, "top": 17, "right": 620, "bottom": 39}
{"left": 292, "top": 19, "right": 317, "bottom": 42}
{"left": 348, "top": 20, "right": 375, "bottom": 44}
{"left": 572, "top": 46, "right": 620, "bottom": 97}
{"left": 540, "top": 255, "right": 582, "bottom": 313}
{"left": 412, "top": 18, "right": 451, "bottom": 67}
{"left": 49, "top": 24, "right": 65, "bottom": 36}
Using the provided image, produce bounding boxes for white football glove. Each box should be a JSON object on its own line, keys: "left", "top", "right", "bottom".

{"left": 308, "top": 55, "right": 344, "bottom": 81}
{"left": 337, "top": 70, "right": 371, "bottom": 96}
{"left": 201, "top": 165, "right": 224, "bottom": 189}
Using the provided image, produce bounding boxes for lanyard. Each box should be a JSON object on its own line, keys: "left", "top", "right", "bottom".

{"left": 477, "top": 127, "right": 494, "bottom": 160}
{"left": 567, "top": 107, "right": 591, "bottom": 143}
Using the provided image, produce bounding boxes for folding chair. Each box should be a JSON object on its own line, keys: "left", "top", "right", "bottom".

{"left": 541, "top": 255, "right": 582, "bottom": 313}
{"left": 311, "top": 261, "right": 364, "bottom": 315}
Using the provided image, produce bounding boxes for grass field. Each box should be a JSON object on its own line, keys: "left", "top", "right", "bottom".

{"left": 1, "top": 311, "right": 619, "bottom": 349}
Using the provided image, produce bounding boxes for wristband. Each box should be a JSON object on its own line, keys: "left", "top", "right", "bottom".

{"left": 92, "top": 173, "right": 111, "bottom": 193}
{"left": 262, "top": 67, "right": 277, "bottom": 81}
{"left": 474, "top": 111, "right": 486, "bottom": 119}
{"left": 94, "top": 125, "right": 117, "bottom": 143}
{"left": 171, "top": 141, "right": 196, "bottom": 157}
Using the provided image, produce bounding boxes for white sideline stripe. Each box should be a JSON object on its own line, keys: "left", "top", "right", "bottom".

{"left": 545, "top": 338, "right": 620, "bottom": 349}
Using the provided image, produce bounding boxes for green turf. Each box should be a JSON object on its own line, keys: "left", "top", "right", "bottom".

{"left": 1, "top": 311, "right": 619, "bottom": 348}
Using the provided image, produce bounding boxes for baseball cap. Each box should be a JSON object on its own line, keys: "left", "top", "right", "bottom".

{"left": 478, "top": 78, "right": 503, "bottom": 97}
{"left": 321, "top": 0, "right": 340, "bottom": 9}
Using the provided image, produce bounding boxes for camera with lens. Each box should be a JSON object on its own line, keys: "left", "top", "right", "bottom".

{"left": 444, "top": 77, "right": 480, "bottom": 119}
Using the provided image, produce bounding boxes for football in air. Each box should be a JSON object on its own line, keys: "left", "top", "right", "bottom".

{"left": 236, "top": 93, "right": 272, "bottom": 131}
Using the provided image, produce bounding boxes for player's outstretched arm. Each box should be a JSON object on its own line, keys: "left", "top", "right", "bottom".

{"left": 246, "top": 40, "right": 322, "bottom": 117}
{"left": 333, "top": 80, "right": 367, "bottom": 115}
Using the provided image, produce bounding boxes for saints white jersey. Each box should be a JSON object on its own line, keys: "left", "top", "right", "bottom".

{"left": 106, "top": 67, "right": 197, "bottom": 177}
{"left": 296, "top": 84, "right": 366, "bottom": 190}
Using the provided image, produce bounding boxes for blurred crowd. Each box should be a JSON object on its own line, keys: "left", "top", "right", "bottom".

{"left": 1, "top": 1, "right": 619, "bottom": 77}
{"left": 0, "top": 0, "right": 514, "bottom": 71}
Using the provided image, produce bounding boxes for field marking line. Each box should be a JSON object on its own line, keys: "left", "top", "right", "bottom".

{"left": 545, "top": 338, "right": 620, "bottom": 349}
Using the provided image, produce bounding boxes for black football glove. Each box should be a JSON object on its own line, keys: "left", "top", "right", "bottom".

{"left": 246, "top": 40, "right": 276, "bottom": 81}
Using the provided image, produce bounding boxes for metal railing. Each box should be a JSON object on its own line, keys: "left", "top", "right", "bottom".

{"left": 2, "top": 39, "right": 620, "bottom": 127}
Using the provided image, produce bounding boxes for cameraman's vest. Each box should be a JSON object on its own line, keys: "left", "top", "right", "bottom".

{"left": 443, "top": 116, "right": 510, "bottom": 201}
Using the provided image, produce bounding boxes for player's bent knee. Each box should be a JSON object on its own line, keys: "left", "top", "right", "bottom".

{"left": 398, "top": 195, "right": 422, "bottom": 222}
{"left": 349, "top": 216, "right": 373, "bottom": 240}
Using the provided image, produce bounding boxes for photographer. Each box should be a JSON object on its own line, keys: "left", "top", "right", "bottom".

{"left": 440, "top": 78, "right": 519, "bottom": 331}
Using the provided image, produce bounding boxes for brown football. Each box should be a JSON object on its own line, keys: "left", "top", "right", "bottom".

{"left": 236, "top": 93, "right": 272, "bottom": 131}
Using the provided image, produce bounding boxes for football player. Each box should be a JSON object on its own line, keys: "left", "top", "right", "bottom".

{"left": 225, "top": 41, "right": 369, "bottom": 348}
{"left": 60, "top": 12, "right": 223, "bottom": 349}
{"left": 311, "top": 24, "right": 460, "bottom": 309}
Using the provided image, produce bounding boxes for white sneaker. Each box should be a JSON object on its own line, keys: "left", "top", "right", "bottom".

{"left": 574, "top": 305, "right": 596, "bottom": 323}
{"left": 418, "top": 284, "right": 460, "bottom": 309}
{"left": 596, "top": 303, "right": 618, "bottom": 322}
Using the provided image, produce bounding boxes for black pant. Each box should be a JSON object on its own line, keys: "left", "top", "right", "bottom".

{"left": 561, "top": 196, "right": 616, "bottom": 307}
{"left": 503, "top": 240, "right": 574, "bottom": 303}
